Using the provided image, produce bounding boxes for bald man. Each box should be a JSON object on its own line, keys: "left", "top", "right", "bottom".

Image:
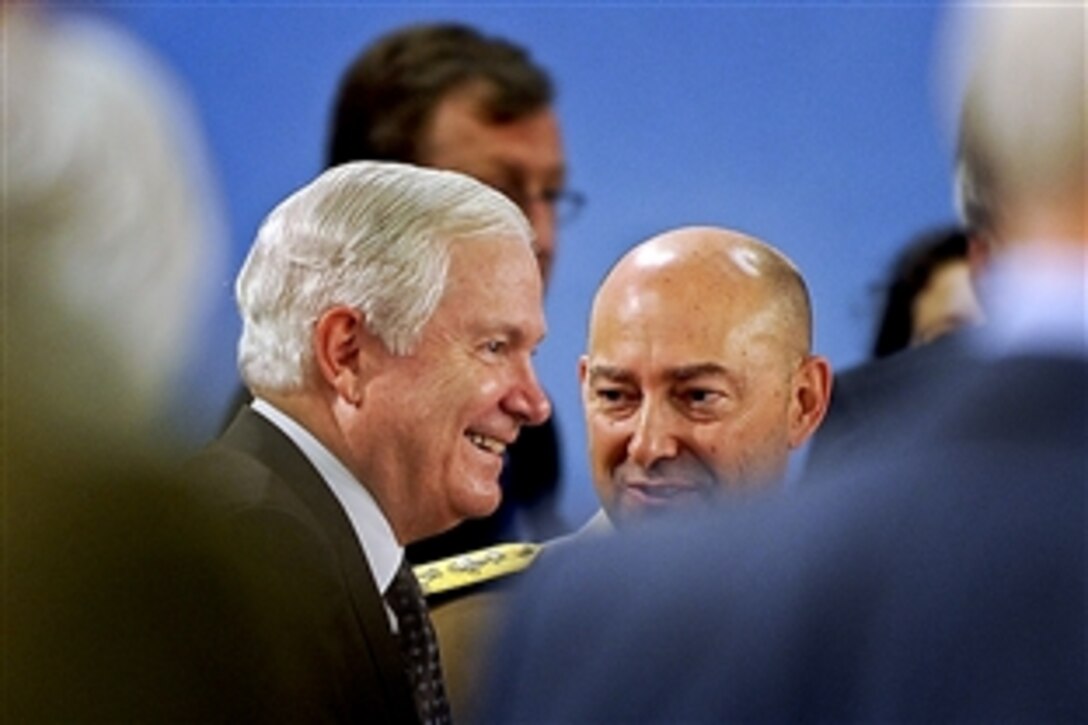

{"left": 422, "top": 226, "right": 831, "bottom": 719}
{"left": 581, "top": 226, "right": 831, "bottom": 527}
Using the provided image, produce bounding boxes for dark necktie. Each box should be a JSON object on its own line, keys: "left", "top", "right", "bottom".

{"left": 385, "top": 560, "right": 453, "bottom": 724}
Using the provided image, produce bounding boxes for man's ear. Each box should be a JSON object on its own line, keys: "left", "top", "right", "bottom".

{"left": 577, "top": 354, "right": 594, "bottom": 405}
{"left": 313, "top": 305, "right": 377, "bottom": 407}
{"left": 967, "top": 233, "right": 993, "bottom": 288}
{"left": 787, "top": 354, "right": 833, "bottom": 449}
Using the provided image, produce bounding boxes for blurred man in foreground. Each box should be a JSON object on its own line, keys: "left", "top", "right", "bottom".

{"left": 3, "top": 6, "right": 245, "bottom": 719}
{"left": 805, "top": 223, "right": 985, "bottom": 475}
{"left": 481, "top": 5, "right": 1086, "bottom": 722}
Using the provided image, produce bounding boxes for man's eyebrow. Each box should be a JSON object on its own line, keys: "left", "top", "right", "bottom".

{"left": 473, "top": 320, "right": 535, "bottom": 341}
{"left": 586, "top": 365, "right": 636, "bottom": 386}
{"left": 493, "top": 158, "right": 567, "bottom": 185}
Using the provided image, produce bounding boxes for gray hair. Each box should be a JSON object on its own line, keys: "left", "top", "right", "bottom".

{"left": 237, "top": 161, "right": 533, "bottom": 393}
{"left": 5, "top": 12, "right": 223, "bottom": 433}
{"left": 954, "top": 5, "right": 1086, "bottom": 238}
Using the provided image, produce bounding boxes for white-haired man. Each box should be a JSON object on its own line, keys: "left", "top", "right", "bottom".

{"left": 188, "top": 160, "right": 550, "bottom": 723}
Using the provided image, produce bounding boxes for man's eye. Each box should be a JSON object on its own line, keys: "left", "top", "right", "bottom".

{"left": 593, "top": 387, "right": 634, "bottom": 407}
{"left": 681, "top": 389, "right": 723, "bottom": 406}
{"left": 481, "top": 178, "right": 522, "bottom": 206}
{"left": 483, "top": 339, "right": 507, "bottom": 355}
{"left": 541, "top": 188, "right": 563, "bottom": 204}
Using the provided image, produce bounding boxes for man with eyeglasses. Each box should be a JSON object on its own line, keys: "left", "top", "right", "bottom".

{"left": 328, "top": 23, "right": 584, "bottom": 293}
{"left": 222, "top": 22, "right": 583, "bottom": 564}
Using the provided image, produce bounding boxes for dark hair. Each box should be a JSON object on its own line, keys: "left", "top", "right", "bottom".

{"left": 326, "top": 23, "right": 554, "bottom": 168}
{"left": 870, "top": 226, "right": 970, "bottom": 359}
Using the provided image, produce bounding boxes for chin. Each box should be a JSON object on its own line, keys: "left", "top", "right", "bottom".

{"left": 451, "top": 478, "right": 503, "bottom": 520}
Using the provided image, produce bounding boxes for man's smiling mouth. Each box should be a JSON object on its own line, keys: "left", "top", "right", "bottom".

{"left": 466, "top": 431, "right": 507, "bottom": 456}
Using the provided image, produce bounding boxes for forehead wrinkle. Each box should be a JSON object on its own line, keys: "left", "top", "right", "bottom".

{"left": 470, "top": 319, "right": 525, "bottom": 341}
{"left": 669, "top": 362, "right": 729, "bottom": 382}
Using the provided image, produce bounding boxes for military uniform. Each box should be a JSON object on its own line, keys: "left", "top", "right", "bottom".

{"left": 417, "top": 512, "right": 613, "bottom": 720}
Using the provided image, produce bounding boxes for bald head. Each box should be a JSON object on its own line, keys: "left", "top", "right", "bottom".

{"left": 580, "top": 226, "right": 830, "bottom": 525}
{"left": 591, "top": 226, "right": 813, "bottom": 366}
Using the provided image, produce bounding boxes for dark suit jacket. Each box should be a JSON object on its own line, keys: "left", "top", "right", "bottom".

{"left": 187, "top": 407, "right": 419, "bottom": 723}
{"left": 481, "top": 352, "right": 1087, "bottom": 723}
{"left": 427, "top": 510, "right": 613, "bottom": 722}
{"left": 8, "top": 452, "right": 282, "bottom": 721}
{"left": 805, "top": 331, "right": 976, "bottom": 477}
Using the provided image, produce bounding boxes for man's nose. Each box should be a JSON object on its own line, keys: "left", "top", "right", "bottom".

{"left": 626, "top": 399, "right": 680, "bottom": 468}
{"left": 505, "top": 358, "right": 552, "bottom": 426}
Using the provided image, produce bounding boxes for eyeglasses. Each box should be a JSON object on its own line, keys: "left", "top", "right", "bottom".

{"left": 499, "top": 186, "right": 587, "bottom": 227}
{"left": 544, "top": 188, "right": 587, "bottom": 226}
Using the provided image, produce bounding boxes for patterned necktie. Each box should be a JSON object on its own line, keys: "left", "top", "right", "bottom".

{"left": 385, "top": 560, "right": 453, "bottom": 724}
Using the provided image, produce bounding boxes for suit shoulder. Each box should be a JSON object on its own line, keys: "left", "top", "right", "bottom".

{"left": 414, "top": 542, "right": 541, "bottom": 599}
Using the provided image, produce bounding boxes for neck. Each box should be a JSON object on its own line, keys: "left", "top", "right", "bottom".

{"left": 262, "top": 388, "right": 359, "bottom": 477}
{"left": 994, "top": 199, "right": 1087, "bottom": 250}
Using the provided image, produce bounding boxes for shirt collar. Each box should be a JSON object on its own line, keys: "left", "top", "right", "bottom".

{"left": 250, "top": 398, "right": 403, "bottom": 594}
{"left": 975, "top": 241, "right": 1087, "bottom": 359}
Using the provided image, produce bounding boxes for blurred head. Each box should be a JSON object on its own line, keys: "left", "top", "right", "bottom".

{"left": 237, "top": 161, "right": 550, "bottom": 542}
{"left": 871, "top": 226, "right": 985, "bottom": 358}
{"left": 5, "top": 11, "right": 222, "bottom": 445}
{"left": 580, "top": 227, "right": 831, "bottom": 526}
{"left": 911, "top": 258, "right": 982, "bottom": 347}
{"left": 328, "top": 23, "right": 575, "bottom": 287}
{"left": 954, "top": 5, "right": 1086, "bottom": 252}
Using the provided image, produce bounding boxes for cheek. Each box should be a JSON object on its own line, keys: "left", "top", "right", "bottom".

{"left": 475, "top": 374, "right": 506, "bottom": 400}
{"left": 691, "top": 423, "right": 744, "bottom": 470}
{"left": 587, "top": 415, "right": 629, "bottom": 459}
{"left": 468, "top": 367, "right": 522, "bottom": 416}
{"left": 707, "top": 415, "right": 790, "bottom": 475}
{"left": 415, "top": 359, "right": 494, "bottom": 412}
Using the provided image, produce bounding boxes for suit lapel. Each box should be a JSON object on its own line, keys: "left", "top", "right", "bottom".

{"left": 221, "top": 407, "right": 418, "bottom": 722}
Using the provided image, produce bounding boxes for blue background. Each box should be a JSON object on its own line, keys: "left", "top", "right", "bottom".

{"left": 99, "top": 2, "right": 961, "bottom": 529}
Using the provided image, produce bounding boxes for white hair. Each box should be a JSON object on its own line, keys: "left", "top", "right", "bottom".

{"left": 954, "top": 5, "right": 1086, "bottom": 237}
{"left": 236, "top": 161, "right": 533, "bottom": 393}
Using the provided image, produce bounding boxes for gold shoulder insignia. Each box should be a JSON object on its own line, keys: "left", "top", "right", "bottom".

{"left": 413, "top": 542, "right": 541, "bottom": 597}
